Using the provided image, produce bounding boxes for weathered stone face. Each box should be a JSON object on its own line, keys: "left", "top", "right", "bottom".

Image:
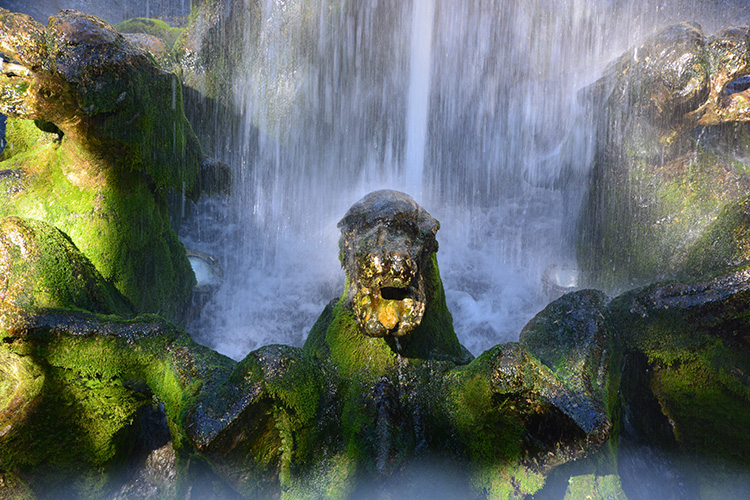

{"left": 338, "top": 190, "right": 439, "bottom": 337}
{"left": 597, "top": 22, "right": 750, "bottom": 132}
{"left": 0, "top": 8, "right": 232, "bottom": 321}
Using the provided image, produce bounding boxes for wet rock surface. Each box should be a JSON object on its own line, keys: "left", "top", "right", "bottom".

{"left": 1, "top": 190, "right": 749, "bottom": 498}
{"left": 579, "top": 22, "right": 750, "bottom": 291}
{"left": 1, "top": 4, "right": 750, "bottom": 498}
{"left": 0, "top": 193, "right": 616, "bottom": 499}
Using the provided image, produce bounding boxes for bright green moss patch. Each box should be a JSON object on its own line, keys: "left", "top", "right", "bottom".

{"left": 441, "top": 361, "right": 541, "bottom": 499}
{"left": 0, "top": 117, "right": 57, "bottom": 162}
{"left": 649, "top": 352, "right": 750, "bottom": 464}
{"left": 448, "top": 371, "right": 525, "bottom": 466}
{"left": 0, "top": 360, "right": 146, "bottom": 500}
{"left": 563, "top": 474, "right": 626, "bottom": 500}
{"left": 116, "top": 18, "right": 184, "bottom": 49}
{"left": 231, "top": 345, "right": 322, "bottom": 428}
{"left": 305, "top": 298, "right": 399, "bottom": 382}
{"left": 0, "top": 217, "right": 133, "bottom": 317}
{"left": 685, "top": 195, "right": 750, "bottom": 276}
{"left": 0, "top": 135, "right": 196, "bottom": 321}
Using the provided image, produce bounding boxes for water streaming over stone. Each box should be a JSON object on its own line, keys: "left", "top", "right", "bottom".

{"left": 179, "top": 0, "right": 750, "bottom": 360}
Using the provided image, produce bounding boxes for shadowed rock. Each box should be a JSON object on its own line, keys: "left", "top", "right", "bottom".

{"left": 579, "top": 23, "right": 750, "bottom": 291}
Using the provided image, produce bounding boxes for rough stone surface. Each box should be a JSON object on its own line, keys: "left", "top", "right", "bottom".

{"left": 578, "top": 23, "right": 750, "bottom": 291}
{"left": 4, "top": 187, "right": 750, "bottom": 498}
{"left": 0, "top": 8, "right": 230, "bottom": 321}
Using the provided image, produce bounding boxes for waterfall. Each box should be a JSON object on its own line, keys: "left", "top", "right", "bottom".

{"left": 177, "top": 0, "right": 750, "bottom": 360}
{"left": 404, "top": 0, "right": 435, "bottom": 196}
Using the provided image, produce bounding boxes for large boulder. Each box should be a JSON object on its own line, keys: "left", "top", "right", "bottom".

{"left": 610, "top": 269, "right": 750, "bottom": 497}
{"left": 0, "top": 216, "right": 235, "bottom": 499}
{"left": 578, "top": 23, "right": 750, "bottom": 291}
{"left": 520, "top": 270, "right": 750, "bottom": 499}
{"left": 0, "top": 8, "right": 229, "bottom": 320}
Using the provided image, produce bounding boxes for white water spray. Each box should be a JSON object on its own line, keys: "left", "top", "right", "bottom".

{"left": 404, "top": 0, "right": 435, "bottom": 197}
{"left": 179, "top": 0, "right": 750, "bottom": 363}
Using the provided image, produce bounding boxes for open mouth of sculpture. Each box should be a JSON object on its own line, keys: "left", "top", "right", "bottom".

{"left": 354, "top": 275, "right": 426, "bottom": 337}
{"left": 380, "top": 286, "right": 410, "bottom": 301}
{"left": 350, "top": 249, "right": 429, "bottom": 337}
{"left": 353, "top": 259, "right": 426, "bottom": 337}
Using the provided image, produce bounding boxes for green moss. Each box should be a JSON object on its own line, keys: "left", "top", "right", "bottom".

{"left": 450, "top": 371, "right": 524, "bottom": 465}
{"left": 116, "top": 18, "right": 184, "bottom": 49}
{"left": 685, "top": 195, "right": 750, "bottom": 276}
{"left": 305, "top": 298, "right": 399, "bottom": 382}
{"left": 397, "top": 254, "right": 473, "bottom": 364}
{"left": 579, "top": 122, "right": 750, "bottom": 291}
{"left": 0, "top": 357, "right": 145, "bottom": 499}
{"left": 0, "top": 117, "right": 56, "bottom": 162}
{"left": 563, "top": 474, "right": 627, "bottom": 500}
{"left": 439, "top": 360, "right": 541, "bottom": 499}
{"left": 0, "top": 347, "right": 45, "bottom": 440}
{"left": 0, "top": 217, "right": 133, "bottom": 317}
{"left": 0, "top": 471, "right": 35, "bottom": 500}
{"left": 608, "top": 279, "right": 750, "bottom": 474}
{"left": 3, "top": 310, "right": 236, "bottom": 450}
{"left": 648, "top": 347, "right": 750, "bottom": 464}
{"left": 231, "top": 345, "right": 322, "bottom": 429}
{"left": 0, "top": 135, "right": 196, "bottom": 321}
{"left": 0, "top": 10, "right": 210, "bottom": 323}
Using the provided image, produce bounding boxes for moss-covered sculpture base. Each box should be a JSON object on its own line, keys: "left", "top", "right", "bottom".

{"left": 0, "top": 136, "right": 195, "bottom": 320}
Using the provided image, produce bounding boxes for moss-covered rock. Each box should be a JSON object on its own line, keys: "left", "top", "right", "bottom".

{"left": 685, "top": 194, "right": 750, "bottom": 277}
{"left": 578, "top": 23, "right": 750, "bottom": 292}
{"left": 0, "top": 8, "right": 231, "bottom": 321}
{"left": 609, "top": 269, "right": 750, "bottom": 494}
{"left": 0, "top": 217, "right": 133, "bottom": 319}
{"left": 116, "top": 18, "right": 185, "bottom": 71}
{"left": 10, "top": 175, "right": 750, "bottom": 499}
{"left": 0, "top": 214, "right": 233, "bottom": 498}
{"left": 116, "top": 17, "right": 184, "bottom": 50}
{"left": 175, "top": 0, "right": 260, "bottom": 105}
{"left": 0, "top": 304, "right": 239, "bottom": 499}
{"left": 0, "top": 117, "right": 56, "bottom": 163}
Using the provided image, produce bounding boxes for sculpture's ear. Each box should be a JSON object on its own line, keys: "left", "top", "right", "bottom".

{"left": 185, "top": 345, "right": 322, "bottom": 498}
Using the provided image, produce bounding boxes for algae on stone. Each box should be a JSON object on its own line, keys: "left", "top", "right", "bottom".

{"left": 0, "top": 8, "right": 231, "bottom": 321}
{"left": 578, "top": 23, "right": 750, "bottom": 292}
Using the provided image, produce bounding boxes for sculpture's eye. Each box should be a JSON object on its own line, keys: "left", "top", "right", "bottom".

{"left": 380, "top": 287, "right": 410, "bottom": 301}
